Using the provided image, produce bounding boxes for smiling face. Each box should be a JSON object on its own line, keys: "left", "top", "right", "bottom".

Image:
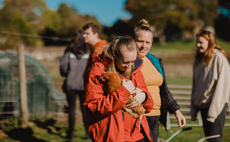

{"left": 115, "top": 47, "right": 137, "bottom": 72}
{"left": 135, "top": 30, "right": 153, "bottom": 59}
{"left": 196, "top": 36, "right": 209, "bottom": 53}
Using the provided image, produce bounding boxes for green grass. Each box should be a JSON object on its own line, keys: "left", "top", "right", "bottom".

{"left": 1, "top": 117, "right": 230, "bottom": 142}
{"left": 150, "top": 39, "right": 230, "bottom": 52}
{"left": 0, "top": 117, "right": 91, "bottom": 142}
{"left": 166, "top": 77, "right": 192, "bottom": 85}
{"left": 217, "top": 39, "right": 230, "bottom": 52}
{"left": 151, "top": 40, "right": 195, "bottom": 52}
{"left": 159, "top": 124, "right": 230, "bottom": 142}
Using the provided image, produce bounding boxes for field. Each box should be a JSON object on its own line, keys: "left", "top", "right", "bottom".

{"left": 0, "top": 40, "right": 230, "bottom": 141}
{"left": 1, "top": 118, "right": 230, "bottom": 142}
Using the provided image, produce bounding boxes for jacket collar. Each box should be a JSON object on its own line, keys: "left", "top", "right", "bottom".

{"left": 93, "top": 40, "right": 108, "bottom": 49}
{"left": 146, "top": 52, "right": 164, "bottom": 79}
{"left": 133, "top": 57, "right": 143, "bottom": 72}
{"left": 92, "top": 52, "right": 113, "bottom": 67}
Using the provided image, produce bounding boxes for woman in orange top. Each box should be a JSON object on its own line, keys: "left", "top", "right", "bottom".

{"left": 84, "top": 37, "right": 153, "bottom": 142}
{"left": 134, "top": 19, "right": 186, "bottom": 142}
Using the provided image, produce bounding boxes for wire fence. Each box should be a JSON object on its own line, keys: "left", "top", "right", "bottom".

{"left": 0, "top": 31, "right": 71, "bottom": 42}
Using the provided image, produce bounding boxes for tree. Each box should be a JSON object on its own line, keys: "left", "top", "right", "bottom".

{"left": 0, "top": 0, "right": 106, "bottom": 46}
{"left": 194, "top": 0, "right": 218, "bottom": 27}
{"left": 125, "top": 0, "right": 219, "bottom": 41}
{"left": 57, "top": 3, "right": 79, "bottom": 37}
{"left": 215, "top": 1, "right": 230, "bottom": 41}
{"left": 0, "top": 6, "right": 37, "bottom": 47}
{"left": 0, "top": 0, "right": 47, "bottom": 47}
{"left": 2, "top": 0, "right": 47, "bottom": 33}
{"left": 42, "top": 10, "right": 62, "bottom": 34}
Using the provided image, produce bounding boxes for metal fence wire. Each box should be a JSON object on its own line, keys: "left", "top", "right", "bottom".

{"left": 0, "top": 51, "right": 67, "bottom": 119}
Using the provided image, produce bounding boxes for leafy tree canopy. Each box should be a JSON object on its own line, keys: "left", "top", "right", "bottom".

{"left": 125, "top": 0, "right": 219, "bottom": 32}
{"left": 0, "top": 0, "right": 102, "bottom": 47}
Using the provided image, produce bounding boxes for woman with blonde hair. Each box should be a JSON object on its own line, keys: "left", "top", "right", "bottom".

{"left": 84, "top": 37, "right": 154, "bottom": 141}
{"left": 134, "top": 19, "right": 186, "bottom": 142}
{"left": 191, "top": 29, "right": 230, "bottom": 142}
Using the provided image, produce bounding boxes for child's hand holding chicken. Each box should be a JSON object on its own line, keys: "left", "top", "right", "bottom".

{"left": 99, "top": 72, "right": 146, "bottom": 119}
{"left": 125, "top": 88, "right": 146, "bottom": 109}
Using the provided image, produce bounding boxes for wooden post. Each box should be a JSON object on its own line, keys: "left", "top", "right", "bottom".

{"left": 18, "top": 45, "right": 29, "bottom": 125}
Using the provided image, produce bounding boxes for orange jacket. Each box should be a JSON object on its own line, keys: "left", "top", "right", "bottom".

{"left": 84, "top": 53, "right": 153, "bottom": 142}
{"left": 91, "top": 40, "right": 108, "bottom": 58}
{"left": 86, "top": 40, "right": 108, "bottom": 71}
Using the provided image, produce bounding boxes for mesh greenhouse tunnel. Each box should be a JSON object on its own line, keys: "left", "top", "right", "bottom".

{"left": 0, "top": 50, "right": 66, "bottom": 119}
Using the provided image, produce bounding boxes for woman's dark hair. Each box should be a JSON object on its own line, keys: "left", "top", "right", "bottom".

{"left": 64, "top": 30, "right": 91, "bottom": 55}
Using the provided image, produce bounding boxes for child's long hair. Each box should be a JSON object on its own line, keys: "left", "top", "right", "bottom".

{"left": 104, "top": 37, "right": 137, "bottom": 79}
{"left": 195, "top": 30, "right": 227, "bottom": 66}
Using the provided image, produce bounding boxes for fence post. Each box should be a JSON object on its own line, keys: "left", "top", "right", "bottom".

{"left": 18, "top": 45, "right": 29, "bottom": 125}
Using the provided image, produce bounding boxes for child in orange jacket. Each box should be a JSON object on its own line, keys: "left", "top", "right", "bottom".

{"left": 84, "top": 37, "right": 153, "bottom": 142}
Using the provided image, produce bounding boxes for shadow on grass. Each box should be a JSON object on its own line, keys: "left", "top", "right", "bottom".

{"left": 1, "top": 118, "right": 89, "bottom": 142}
{"left": 5, "top": 127, "right": 46, "bottom": 142}
{"left": 32, "top": 118, "right": 67, "bottom": 139}
{"left": 32, "top": 118, "right": 89, "bottom": 141}
{"left": 33, "top": 119, "right": 56, "bottom": 129}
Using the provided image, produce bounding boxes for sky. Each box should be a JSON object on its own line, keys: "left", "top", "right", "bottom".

{"left": 0, "top": 0, "right": 132, "bottom": 26}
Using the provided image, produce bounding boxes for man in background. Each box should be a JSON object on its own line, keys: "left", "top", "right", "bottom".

{"left": 83, "top": 23, "right": 108, "bottom": 68}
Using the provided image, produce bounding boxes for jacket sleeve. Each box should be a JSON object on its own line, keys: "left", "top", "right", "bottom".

{"left": 160, "top": 60, "right": 180, "bottom": 114}
{"left": 134, "top": 70, "right": 154, "bottom": 113}
{"left": 84, "top": 64, "right": 130, "bottom": 118}
{"left": 59, "top": 52, "right": 69, "bottom": 77}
